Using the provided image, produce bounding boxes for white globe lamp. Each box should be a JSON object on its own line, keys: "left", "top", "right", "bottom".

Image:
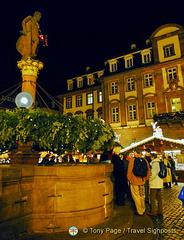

{"left": 15, "top": 92, "right": 33, "bottom": 108}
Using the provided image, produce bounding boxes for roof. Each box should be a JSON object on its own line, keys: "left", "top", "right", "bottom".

{"left": 120, "top": 135, "right": 184, "bottom": 153}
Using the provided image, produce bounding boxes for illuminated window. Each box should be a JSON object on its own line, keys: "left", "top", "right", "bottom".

{"left": 127, "top": 78, "right": 135, "bottom": 91}
{"left": 67, "top": 80, "right": 73, "bottom": 90}
{"left": 86, "top": 93, "right": 93, "bottom": 105}
{"left": 128, "top": 105, "right": 137, "bottom": 120}
{"left": 112, "top": 108, "right": 119, "bottom": 122}
{"left": 66, "top": 97, "right": 72, "bottom": 109}
{"left": 76, "top": 95, "right": 82, "bottom": 107}
{"left": 98, "top": 91, "right": 102, "bottom": 103}
{"left": 144, "top": 74, "right": 153, "bottom": 87}
{"left": 171, "top": 98, "right": 181, "bottom": 112}
{"left": 147, "top": 102, "right": 155, "bottom": 118}
{"left": 111, "top": 81, "right": 118, "bottom": 94}
{"left": 164, "top": 44, "right": 175, "bottom": 57}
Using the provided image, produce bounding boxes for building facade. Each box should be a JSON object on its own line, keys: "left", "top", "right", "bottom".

{"left": 58, "top": 24, "right": 184, "bottom": 148}
{"left": 58, "top": 68, "right": 104, "bottom": 120}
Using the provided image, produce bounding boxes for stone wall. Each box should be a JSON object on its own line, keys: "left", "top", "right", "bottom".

{"left": 0, "top": 164, "right": 114, "bottom": 239}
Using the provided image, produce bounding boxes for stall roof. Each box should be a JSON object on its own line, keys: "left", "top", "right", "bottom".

{"left": 120, "top": 135, "right": 184, "bottom": 153}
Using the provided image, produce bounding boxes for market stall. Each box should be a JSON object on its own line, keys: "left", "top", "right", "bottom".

{"left": 120, "top": 124, "right": 184, "bottom": 182}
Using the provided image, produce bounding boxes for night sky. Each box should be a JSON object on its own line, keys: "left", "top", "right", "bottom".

{"left": 1, "top": 1, "right": 184, "bottom": 96}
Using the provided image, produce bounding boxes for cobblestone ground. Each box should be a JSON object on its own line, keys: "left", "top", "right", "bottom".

{"left": 149, "top": 183, "right": 184, "bottom": 240}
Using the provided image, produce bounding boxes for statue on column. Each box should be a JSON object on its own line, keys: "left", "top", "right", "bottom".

{"left": 16, "top": 12, "right": 42, "bottom": 59}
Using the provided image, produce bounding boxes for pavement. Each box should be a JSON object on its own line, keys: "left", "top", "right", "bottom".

{"left": 17, "top": 183, "right": 184, "bottom": 240}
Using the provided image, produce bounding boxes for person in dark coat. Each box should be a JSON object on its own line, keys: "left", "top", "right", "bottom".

{"left": 168, "top": 156, "right": 178, "bottom": 185}
{"left": 100, "top": 149, "right": 112, "bottom": 162}
{"left": 112, "top": 147, "right": 127, "bottom": 206}
{"left": 145, "top": 149, "right": 151, "bottom": 202}
{"left": 120, "top": 153, "right": 133, "bottom": 200}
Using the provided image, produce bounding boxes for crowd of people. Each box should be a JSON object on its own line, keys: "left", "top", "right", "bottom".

{"left": 39, "top": 153, "right": 80, "bottom": 165}
{"left": 110, "top": 147, "right": 178, "bottom": 217}
{"left": 38, "top": 147, "right": 178, "bottom": 218}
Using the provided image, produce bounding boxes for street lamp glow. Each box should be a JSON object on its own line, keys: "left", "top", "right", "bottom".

{"left": 20, "top": 97, "right": 28, "bottom": 104}
{"left": 15, "top": 92, "right": 33, "bottom": 108}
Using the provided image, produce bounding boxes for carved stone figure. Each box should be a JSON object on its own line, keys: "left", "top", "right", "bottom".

{"left": 16, "top": 12, "right": 41, "bottom": 59}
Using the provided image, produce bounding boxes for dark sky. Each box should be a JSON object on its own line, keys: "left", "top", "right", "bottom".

{"left": 1, "top": 0, "right": 184, "bottom": 95}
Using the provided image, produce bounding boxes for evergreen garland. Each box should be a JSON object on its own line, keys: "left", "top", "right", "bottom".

{"left": 0, "top": 108, "right": 116, "bottom": 154}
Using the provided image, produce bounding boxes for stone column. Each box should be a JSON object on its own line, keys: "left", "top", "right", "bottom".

{"left": 17, "top": 58, "right": 44, "bottom": 105}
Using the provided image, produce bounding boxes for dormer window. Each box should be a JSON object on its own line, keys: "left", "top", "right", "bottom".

{"left": 124, "top": 55, "right": 133, "bottom": 68}
{"left": 164, "top": 44, "right": 175, "bottom": 58}
{"left": 77, "top": 77, "right": 83, "bottom": 88}
{"left": 141, "top": 49, "right": 151, "bottom": 64}
{"left": 67, "top": 80, "right": 73, "bottom": 91}
{"left": 108, "top": 59, "right": 118, "bottom": 72}
{"left": 97, "top": 70, "right": 104, "bottom": 78}
{"left": 87, "top": 74, "right": 94, "bottom": 85}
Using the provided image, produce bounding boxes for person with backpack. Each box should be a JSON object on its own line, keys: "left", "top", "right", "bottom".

{"left": 127, "top": 150, "right": 150, "bottom": 216}
{"left": 147, "top": 154, "right": 163, "bottom": 216}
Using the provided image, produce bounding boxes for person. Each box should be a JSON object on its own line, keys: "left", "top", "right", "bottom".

{"left": 127, "top": 150, "right": 150, "bottom": 216}
{"left": 69, "top": 154, "right": 74, "bottom": 162}
{"left": 162, "top": 156, "right": 172, "bottom": 188}
{"left": 147, "top": 154, "right": 163, "bottom": 216}
{"left": 100, "top": 149, "right": 112, "bottom": 162}
{"left": 119, "top": 153, "right": 130, "bottom": 197}
{"left": 112, "top": 147, "right": 126, "bottom": 206}
{"left": 40, "top": 154, "right": 50, "bottom": 165}
{"left": 62, "top": 156, "right": 67, "bottom": 163}
{"left": 144, "top": 149, "right": 151, "bottom": 203}
{"left": 168, "top": 156, "right": 178, "bottom": 185}
{"left": 49, "top": 155, "right": 56, "bottom": 164}
{"left": 16, "top": 11, "right": 42, "bottom": 59}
